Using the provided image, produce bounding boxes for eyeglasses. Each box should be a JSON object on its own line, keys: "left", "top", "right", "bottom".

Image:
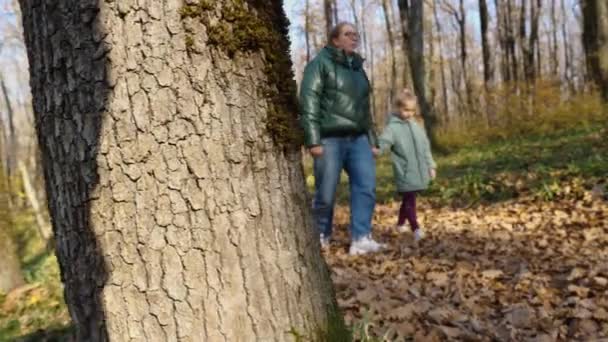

{"left": 343, "top": 31, "right": 360, "bottom": 39}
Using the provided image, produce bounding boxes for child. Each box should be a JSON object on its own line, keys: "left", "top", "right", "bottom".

{"left": 378, "top": 89, "right": 436, "bottom": 242}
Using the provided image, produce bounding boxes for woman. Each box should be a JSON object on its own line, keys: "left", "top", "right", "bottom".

{"left": 300, "top": 22, "right": 384, "bottom": 255}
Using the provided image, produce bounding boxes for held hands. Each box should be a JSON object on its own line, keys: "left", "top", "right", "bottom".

{"left": 309, "top": 145, "right": 324, "bottom": 158}
{"left": 430, "top": 168, "right": 437, "bottom": 180}
{"left": 372, "top": 147, "right": 380, "bottom": 158}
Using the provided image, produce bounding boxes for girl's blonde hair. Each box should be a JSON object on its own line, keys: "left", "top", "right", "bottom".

{"left": 394, "top": 89, "right": 418, "bottom": 110}
{"left": 394, "top": 88, "right": 422, "bottom": 119}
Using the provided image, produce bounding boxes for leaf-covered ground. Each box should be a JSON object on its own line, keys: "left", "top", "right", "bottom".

{"left": 326, "top": 189, "right": 608, "bottom": 341}
{"left": 1, "top": 124, "right": 606, "bottom": 341}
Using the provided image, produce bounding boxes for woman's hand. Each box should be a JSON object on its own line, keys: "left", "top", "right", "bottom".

{"left": 309, "top": 146, "right": 324, "bottom": 158}
{"left": 372, "top": 147, "right": 380, "bottom": 158}
{"left": 429, "top": 168, "right": 437, "bottom": 179}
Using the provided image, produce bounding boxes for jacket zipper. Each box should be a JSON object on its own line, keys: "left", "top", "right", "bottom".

{"left": 407, "top": 121, "right": 424, "bottom": 184}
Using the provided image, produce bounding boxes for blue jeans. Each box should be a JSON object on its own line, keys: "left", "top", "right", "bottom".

{"left": 313, "top": 134, "right": 376, "bottom": 241}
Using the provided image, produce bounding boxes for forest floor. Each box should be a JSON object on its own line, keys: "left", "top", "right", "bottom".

{"left": 1, "top": 124, "right": 606, "bottom": 341}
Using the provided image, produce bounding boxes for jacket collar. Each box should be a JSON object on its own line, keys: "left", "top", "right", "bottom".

{"left": 323, "top": 45, "right": 365, "bottom": 70}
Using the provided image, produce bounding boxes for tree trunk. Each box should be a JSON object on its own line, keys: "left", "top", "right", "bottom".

{"left": 0, "top": 77, "right": 16, "bottom": 194}
{"left": 550, "top": 0, "right": 559, "bottom": 78}
{"left": 19, "top": 160, "right": 52, "bottom": 241}
{"left": 561, "top": 0, "right": 574, "bottom": 91}
{"left": 398, "top": 0, "right": 438, "bottom": 146}
{"left": 305, "top": 0, "right": 311, "bottom": 62}
{"left": 382, "top": 0, "right": 397, "bottom": 107}
{"left": 433, "top": 0, "right": 449, "bottom": 120}
{"left": 19, "top": 1, "right": 340, "bottom": 341}
{"left": 507, "top": 0, "right": 519, "bottom": 83}
{"left": 397, "top": 0, "right": 411, "bottom": 87}
{"left": 479, "top": 0, "right": 493, "bottom": 87}
{"left": 479, "top": 0, "right": 495, "bottom": 124}
{"left": 325, "top": 0, "right": 333, "bottom": 39}
{"left": 583, "top": 0, "right": 608, "bottom": 101}
{"left": 362, "top": 0, "right": 377, "bottom": 121}
{"left": 350, "top": 0, "right": 360, "bottom": 35}
{"left": 332, "top": 0, "right": 339, "bottom": 26}
{"left": 0, "top": 227, "right": 24, "bottom": 294}
{"left": 523, "top": 0, "right": 541, "bottom": 83}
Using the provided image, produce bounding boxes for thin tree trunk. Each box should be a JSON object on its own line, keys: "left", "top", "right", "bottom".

{"left": 305, "top": 0, "right": 311, "bottom": 62}
{"left": 19, "top": 160, "right": 52, "bottom": 241}
{"left": 350, "top": 0, "right": 360, "bottom": 33}
{"left": 507, "top": 0, "right": 519, "bottom": 83}
{"left": 325, "top": 0, "right": 333, "bottom": 39}
{"left": 332, "top": 0, "right": 339, "bottom": 25}
{"left": 433, "top": 0, "right": 449, "bottom": 120}
{"left": 495, "top": 0, "right": 510, "bottom": 83}
{"left": 397, "top": 0, "right": 411, "bottom": 87}
{"left": 479, "top": 0, "right": 495, "bottom": 124}
{"left": 0, "top": 146, "right": 24, "bottom": 294}
{"left": 0, "top": 78, "right": 16, "bottom": 195}
{"left": 362, "top": 0, "right": 377, "bottom": 120}
{"left": 523, "top": 0, "right": 541, "bottom": 83}
{"left": 19, "top": 1, "right": 340, "bottom": 340}
{"left": 550, "top": 0, "right": 559, "bottom": 78}
{"left": 479, "top": 0, "right": 493, "bottom": 87}
{"left": 382, "top": 0, "right": 397, "bottom": 106}
{"left": 561, "top": 0, "right": 574, "bottom": 91}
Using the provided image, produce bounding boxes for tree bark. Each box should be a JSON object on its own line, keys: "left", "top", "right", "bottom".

{"left": 583, "top": 0, "right": 608, "bottom": 101}
{"left": 398, "top": 0, "right": 438, "bottom": 146}
{"left": 19, "top": 1, "right": 339, "bottom": 341}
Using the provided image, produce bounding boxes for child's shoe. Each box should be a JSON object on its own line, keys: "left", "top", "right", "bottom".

{"left": 413, "top": 228, "right": 425, "bottom": 242}
{"left": 396, "top": 224, "right": 409, "bottom": 233}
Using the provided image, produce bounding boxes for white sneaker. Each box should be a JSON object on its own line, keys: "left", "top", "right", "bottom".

{"left": 413, "top": 228, "right": 425, "bottom": 242}
{"left": 396, "top": 224, "right": 409, "bottom": 233}
{"left": 349, "top": 235, "right": 386, "bottom": 255}
{"left": 320, "top": 234, "right": 330, "bottom": 249}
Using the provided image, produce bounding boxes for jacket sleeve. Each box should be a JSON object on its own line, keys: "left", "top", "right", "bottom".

{"left": 378, "top": 124, "right": 394, "bottom": 153}
{"left": 299, "top": 59, "right": 324, "bottom": 147}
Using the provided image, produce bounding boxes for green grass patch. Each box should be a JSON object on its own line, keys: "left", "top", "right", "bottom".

{"left": 305, "top": 123, "right": 607, "bottom": 207}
